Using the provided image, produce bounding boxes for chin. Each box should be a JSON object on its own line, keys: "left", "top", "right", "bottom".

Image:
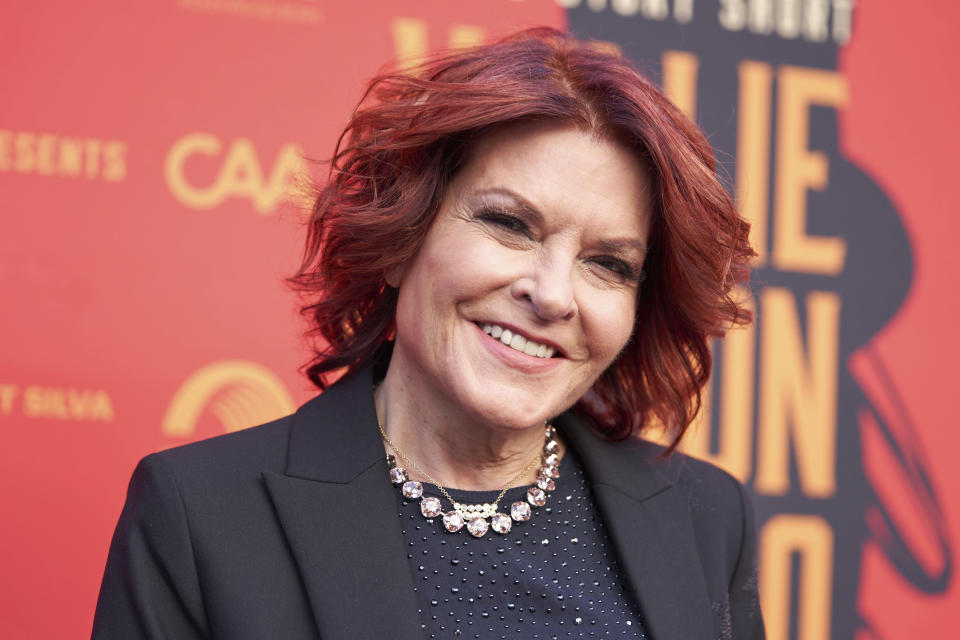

{"left": 461, "top": 387, "right": 566, "bottom": 431}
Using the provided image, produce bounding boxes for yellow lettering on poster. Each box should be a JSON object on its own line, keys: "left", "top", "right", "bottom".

{"left": 760, "top": 514, "right": 833, "bottom": 640}
{"left": 673, "top": 0, "right": 694, "bottom": 22}
{"left": 803, "top": 0, "right": 829, "bottom": 42}
{"left": 166, "top": 133, "right": 222, "bottom": 208}
{"left": 449, "top": 24, "right": 486, "bottom": 49}
{"left": 21, "top": 386, "right": 114, "bottom": 422}
{"left": 36, "top": 134, "right": 57, "bottom": 175}
{"left": 611, "top": 0, "right": 670, "bottom": 18}
{"left": 24, "top": 386, "right": 61, "bottom": 418}
{"left": 642, "top": 0, "right": 670, "bottom": 20}
{"left": 14, "top": 132, "right": 36, "bottom": 172}
{"left": 832, "top": 0, "right": 855, "bottom": 43}
{"left": 736, "top": 60, "right": 773, "bottom": 265}
{"left": 217, "top": 138, "right": 268, "bottom": 208}
{"left": 772, "top": 65, "right": 848, "bottom": 274}
{"left": 682, "top": 288, "right": 756, "bottom": 483}
{"left": 176, "top": 0, "right": 321, "bottom": 24}
{"left": 776, "top": 0, "right": 801, "bottom": 39}
{"left": 165, "top": 134, "right": 304, "bottom": 213}
{"left": 749, "top": 0, "right": 775, "bottom": 34}
{"left": 84, "top": 138, "right": 101, "bottom": 179}
{"left": 260, "top": 143, "right": 303, "bottom": 212}
{"left": 756, "top": 288, "right": 840, "bottom": 497}
{"left": 0, "top": 130, "right": 11, "bottom": 170}
{"left": 391, "top": 18, "right": 486, "bottom": 62}
{"left": 391, "top": 17, "right": 429, "bottom": 62}
{"left": 661, "top": 50, "right": 699, "bottom": 121}
{"left": 58, "top": 138, "right": 84, "bottom": 176}
{"left": 0, "top": 384, "right": 19, "bottom": 415}
{"left": 612, "top": 0, "right": 640, "bottom": 16}
{"left": 0, "top": 130, "right": 126, "bottom": 181}
{"left": 719, "top": 0, "right": 846, "bottom": 43}
{"left": 163, "top": 360, "right": 295, "bottom": 436}
{"left": 718, "top": 0, "right": 746, "bottom": 31}
{"left": 103, "top": 141, "right": 128, "bottom": 182}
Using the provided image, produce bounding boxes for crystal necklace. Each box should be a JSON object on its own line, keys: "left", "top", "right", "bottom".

{"left": 378, "top": 421, "right": 561, "bottom": 537}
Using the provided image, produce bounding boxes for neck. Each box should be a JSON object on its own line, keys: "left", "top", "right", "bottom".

{"left": 374, "top": 368, "right": 554, "bottom": 492}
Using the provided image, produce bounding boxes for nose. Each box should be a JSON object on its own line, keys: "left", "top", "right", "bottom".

{"left": 510, "top": 252, "right": 577, "bottom": 322}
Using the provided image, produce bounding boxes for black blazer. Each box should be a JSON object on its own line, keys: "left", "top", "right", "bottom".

{"left": 92, "top": 365, "right": 764, "bottom": 639}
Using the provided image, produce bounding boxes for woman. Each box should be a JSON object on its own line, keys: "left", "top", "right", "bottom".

{"left": 93, "top": 28, "right": 761, "bottom": 639}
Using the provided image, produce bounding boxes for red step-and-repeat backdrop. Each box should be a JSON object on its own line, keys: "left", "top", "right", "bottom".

{"left": 2, "top": 1, "right": 957, "bottom": 638}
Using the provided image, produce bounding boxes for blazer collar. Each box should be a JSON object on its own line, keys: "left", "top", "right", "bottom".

{"left": 267, "top": 365, "right": 714, "bottom": 640}
{"left": 555, "top": 412, "right": 675, "bottom": 501}
{"left": 557, "top": 414, "right": 715, "bottom": 639}
{"left": 263, "top": 365, "right": 423, "bottom": 640}
{"left": 284, "top": 365, "right": 386, "bottom": 483}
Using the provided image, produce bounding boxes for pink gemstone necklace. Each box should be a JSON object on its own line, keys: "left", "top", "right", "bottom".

{"left": 377, "top": 421, "right": 561, "bottom": 538}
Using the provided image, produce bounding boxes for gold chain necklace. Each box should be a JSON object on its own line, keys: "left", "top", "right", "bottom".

{"left": 377, "top": 420, "right": 561, "bottom": 537}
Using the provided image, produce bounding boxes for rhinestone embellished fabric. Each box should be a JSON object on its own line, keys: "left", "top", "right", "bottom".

{"left": 396, "top": 452, "right": 648, "bottom": 639}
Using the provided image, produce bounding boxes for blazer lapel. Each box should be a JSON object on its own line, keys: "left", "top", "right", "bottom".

{"left": 263, "top": 368, "right": 422, "bottom": 640}
{"left": 558, "top": 414, "right": 715, "bottom": 640}
{"left": 263, "top": 364, "right": 714, "bottom": 640}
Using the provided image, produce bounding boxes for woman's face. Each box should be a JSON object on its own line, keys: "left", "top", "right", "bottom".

{"left": 388, "top": 122, "right": 652, "bottom": 431}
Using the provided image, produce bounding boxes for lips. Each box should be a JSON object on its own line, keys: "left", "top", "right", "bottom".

{"left": 478, "top": 323, "right": 558, "bottom": 358}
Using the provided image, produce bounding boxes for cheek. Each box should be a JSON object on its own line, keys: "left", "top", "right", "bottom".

{"left": 432, "top": 240, "right": 517, "bottom": 300}
{"left": 586, "top": 294, "right": 637, "bottom": 365}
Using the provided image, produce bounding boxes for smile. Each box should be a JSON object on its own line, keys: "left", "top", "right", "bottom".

{"left": 479, "top": 323, "right": 557, "bottom": 359}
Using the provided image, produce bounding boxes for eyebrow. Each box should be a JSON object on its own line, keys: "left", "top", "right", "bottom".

{"left": 472, "top": 187, "right": 543, "bottom": 221}
{"left": 596, "top": 238, "right": 647, "bottom": 255}
{"left": 472, "top": 187, "right": 647, "bottom": 255}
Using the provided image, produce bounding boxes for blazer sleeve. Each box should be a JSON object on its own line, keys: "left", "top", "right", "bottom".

{"left": 729, "top": 477, "right": 765, "bottom": 639}
{"left": 91, "top": 453, "right": 209, "bottom": 640}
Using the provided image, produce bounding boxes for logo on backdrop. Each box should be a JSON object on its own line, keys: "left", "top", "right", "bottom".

{"left": 566, "top": 2, "right": 952, "bottom": 639}
{"left": 162, "top": 360, "right": 295, "bottom": 436}
{"left": 165, "top": 133, "right": 306, "bottom": 213}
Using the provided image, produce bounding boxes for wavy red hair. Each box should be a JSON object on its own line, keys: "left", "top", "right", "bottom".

{"left": 288, "top": 27, "right": 754, "bottom": 451}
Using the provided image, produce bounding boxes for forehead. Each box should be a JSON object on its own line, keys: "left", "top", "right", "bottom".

{"left": 450, "top": 122, "right": 653, "bottom": 239}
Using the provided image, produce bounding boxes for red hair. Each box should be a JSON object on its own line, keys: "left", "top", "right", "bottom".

{"left": 289, "top": 27, "right": 754, "bottom": 452}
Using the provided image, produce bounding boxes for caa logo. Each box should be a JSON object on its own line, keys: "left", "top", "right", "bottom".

{"left": 162, "top": 360, "right": 295, "bottom": 436}
{"left": 165, "top": 133, "right": 306, "bottom": 213}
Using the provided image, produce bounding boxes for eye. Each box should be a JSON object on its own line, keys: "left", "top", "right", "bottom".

{"left": 476, "top": 209, "right": 533, "bottom": 238}
{"left": 588, "top": 256, "right": 640, "bottom": 282}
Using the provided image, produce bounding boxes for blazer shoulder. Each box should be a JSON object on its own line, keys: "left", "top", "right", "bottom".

{"left": 659, "top": 448, "right": 748, "bottom": 509}
{"left": 652, "top": 451, "right": 765, "bottom": 637}
{"left": 557, "top": 413, "right": 747, "bottom": 512}
{"left": 94, "top": 413, "right": 305, "bottom": 639}
{"left": 612, "top": 435, "right": 749, "bottom": 509}
{"left": 633, "top": 443, "right": 753, "bottom": 546}
{"left": 655, "top": 446, "right": 757, "bottom": 573}
{"left": 666, "top": 448, "right": 752, "bottom": 530}
{"left": 151, "top": 412, "right": 296, "bottom": 484}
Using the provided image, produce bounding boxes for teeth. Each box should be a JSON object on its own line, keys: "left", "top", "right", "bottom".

{"left": 480, "top": 323, "right": 556, "bottom": 359}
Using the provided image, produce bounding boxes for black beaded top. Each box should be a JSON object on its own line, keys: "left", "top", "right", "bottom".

{"left": 394, "top": 451, "right": 650, "bottom": 639}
